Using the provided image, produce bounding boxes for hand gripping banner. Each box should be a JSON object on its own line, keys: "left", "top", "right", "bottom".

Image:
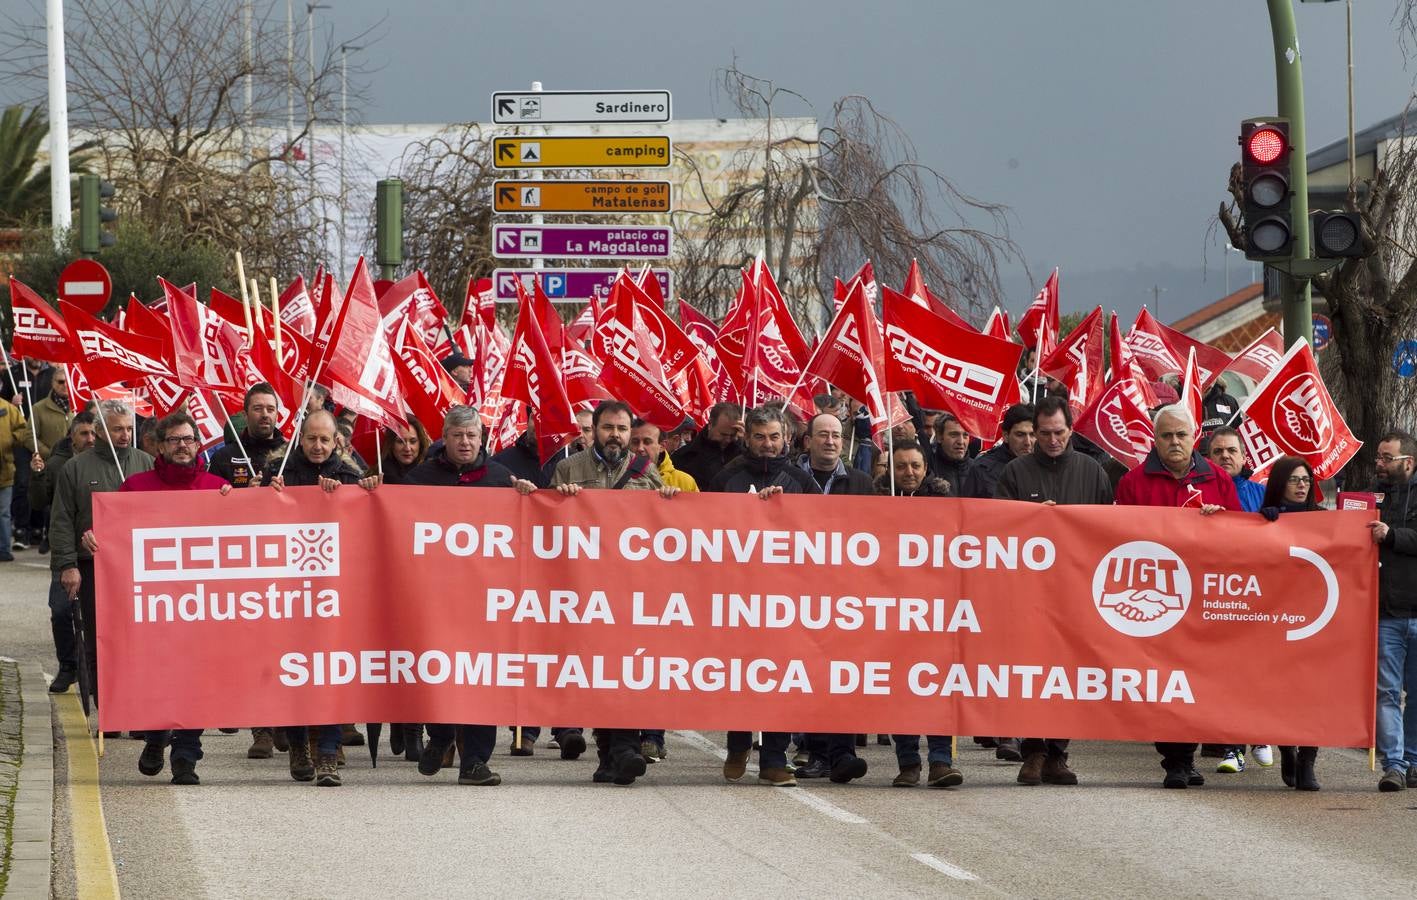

{"left": 95, "top": 489, "right": 1377, "bottom": 746}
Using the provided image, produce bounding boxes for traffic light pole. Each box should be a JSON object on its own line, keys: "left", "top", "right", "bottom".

{"left": 1268, "top": 0, "right": 1314, "bottom": 347}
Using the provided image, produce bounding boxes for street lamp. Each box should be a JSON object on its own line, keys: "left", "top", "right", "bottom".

{"left": 1299, "top": 0, "right": 1355, "bottom": 187}
{"left": 306, "top": 2, "right": 331, "bottom": 266}
{"left": 338, "top": 42, "right": 363, "bottom": 284}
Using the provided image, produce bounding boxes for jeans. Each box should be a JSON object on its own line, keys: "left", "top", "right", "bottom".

{"left": 145, "top": 730, "right": 204, "bottom": 763}
{"left": 893, "top": 735, "right": 953, "bottom": 767}
{"left": 427, "top": 723, "right": 496, "bottom": 765}
{"left": 48, "top": 571, "right": 76, "bottom": 671}
{"left": 0, "top": 484, "right": 11, "bottom": 556}
{"left": 9, "top": 448, "right": 29, "bottom": 534}
{"left": 285, "top": 724, "right": 342, "bottom": 756}
{"left": 509, "top": 725, "right": 578, "bottom": 743}
{"left": 727, "top": 730, "right": 790, "bottom": 769}
{"left": 1377, "top": 616, "right": 1417, "bottom": 772}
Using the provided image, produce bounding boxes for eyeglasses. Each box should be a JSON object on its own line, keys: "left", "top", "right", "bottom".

{"left": 1377, "top": 454, "right": 1413, "bottom": 464}
{"left": 163, "top": 436, "right": 198, "bottom": 446}
{"left": 1287, "top": 476, "right": 1312, "bottom": 485}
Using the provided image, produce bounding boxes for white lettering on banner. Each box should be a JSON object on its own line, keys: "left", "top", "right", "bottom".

{"left": 13, "top": 308, "right": 65, "bottom": 342}
{"left": 1242, "top": 344, "right": 1284, "bottom": 371}
{"left": 906, "top": 663, "right": 1194, "bottom": 703}
{"left": 1239, "top": 417, "right": 1283, "bottom": 474}
{"left": 131, "top": 580, "right": 340, "bottom": 622}
{"left": 133, "top": 522, "right": 340, "bottom": 582}
{"left": 197, "top": 313, "right": 238, "bottom": 386}
{"left": 883, "top": 323, "right": 1005, "bottom": 404}
{"left": 77, "top": 329, "right": 168, "bottom": 375}
{"left": 602, "top": 315, "right": 662, "bottom": 383}
{"left": 511, "top": 338, "right": 542, "bottom": 406}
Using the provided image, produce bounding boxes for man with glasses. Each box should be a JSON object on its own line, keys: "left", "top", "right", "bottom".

{"left": 1369, "top": 432, "right": 1417, "bottom": 792}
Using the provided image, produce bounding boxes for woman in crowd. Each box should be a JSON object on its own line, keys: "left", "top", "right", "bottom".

{"left": 380, "top": 418, "right": 431, "bottom": 484}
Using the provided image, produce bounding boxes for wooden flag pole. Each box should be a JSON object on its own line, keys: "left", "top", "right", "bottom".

{"left": 234, "top": 251, "right": 255, "bottom": 343}
{"left": 270, "top": 276, "right": 283, "bottom": 360}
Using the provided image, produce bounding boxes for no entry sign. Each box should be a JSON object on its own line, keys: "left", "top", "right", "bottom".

{"left": 58, "top": 258, "right": 112, "bottom": 315}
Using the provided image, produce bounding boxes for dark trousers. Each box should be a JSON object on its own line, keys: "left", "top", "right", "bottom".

{"left": 893, "top": 734, "right": 954, "bottom": 767}
{"left": 1022, "top": 738, "right": 1070, "bottom": 758}
{"left": 10, "top": 446, "right": 30, "bottom": 530}
{"left": 593, "top": 727, "right": 641, "bottom": 761}
{"left": 804, "top": 732, "right": 859, "bottom": 766}
{"left": 145, "top": 730, "right": 204, "bottom": 762}
{"left": 727, "top": 730, "right": 790, "bottom": 769}
{"left": 77, "top": 559, "right": 97, "bottom": 705}
{"left": 286, "top": 724, "right": 342, "bottom": 756}
{"left": 640, "top": 729, "right": 665, "bottom": 748}
{"left": 48, "top": 571, "right": 76, "bottom": 671}
{"left": 1156, "top": 741, "right": 1198, "bottom": 768}
{"left": 428, "top": 723, "right": 496, "bottom": 765}
{"left": 509, "top": 725, "right": 579, "bottom": 743}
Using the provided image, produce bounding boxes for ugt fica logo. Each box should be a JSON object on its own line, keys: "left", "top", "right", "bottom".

{"left": 132, "top": 523, "right": 339, "bottom": 582}
{"left": 1091, "top": 541, "right": 1192, "bottom": 637}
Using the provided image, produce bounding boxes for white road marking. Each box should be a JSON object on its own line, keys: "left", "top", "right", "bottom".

{"left": 783, "top": 786, "right": 868, "bottom": 824}
{"left": 912, "top": 852, "right": 980, "bottom": 881}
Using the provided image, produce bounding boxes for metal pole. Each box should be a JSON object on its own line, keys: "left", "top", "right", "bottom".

{"left": 340, "top": 46, "right": 348, "bottom": 284}
{"left": 45, "top": 0, "right": 72, "bottom": 244}
{"left": 531, "top": 81, "right": 544, "bottom": 291}
{"left": 1267, "top": 0, "right": 1314, "bottom": 347}
{"left": 1347, "top": 0, "right": 1355, "bottom": 189}
{"left": 286, "top": 0, "right": 294, "bottom": 155}
{"left": 242, "top": 0, "right": 252, "bottom": 159}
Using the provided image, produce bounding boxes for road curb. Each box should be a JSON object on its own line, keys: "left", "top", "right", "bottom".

{"left": 7, "top": 661, "right": 54, "bottom": 899}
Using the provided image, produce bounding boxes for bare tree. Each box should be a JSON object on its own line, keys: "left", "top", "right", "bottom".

{"left": 675, "top": 64, "right": 1023, "bottom": 329}
{"left": 0, "top": 0, "right": 378, "bottom": 279}
{"left": 1220, "top": 99, "right": 1417, "bottom": 487}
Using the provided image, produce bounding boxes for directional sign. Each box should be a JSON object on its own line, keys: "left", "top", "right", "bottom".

{"left": 58, "top": 258, "right": 112, "bottom": 315}
{"left": 491, "top": 90, "right": 672, "bottom": 125}
{"left": 1312, "top": 313, "right": 1332, "bottom": 351}
{"left": 492, "top": 225, "right": 672, "bottom": 260}
{"left": 493, "top": 180, "right": 671, "bottom": 214}
{"left": 493, "top": 269, "right": 672, "bottom": 304}
{"left": 491, "top": 136, "right": 671, "bottom": 170}
{"left": 1394, "top": 340, "right": 1417, "bottom": 378}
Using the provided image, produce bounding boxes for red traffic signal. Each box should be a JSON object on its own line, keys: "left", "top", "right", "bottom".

{"left": 1239, "top": 118, "right": 1293, "bottom": 261}
{"left": 1244, "top": 126, "right": 1288, "bottom": 166}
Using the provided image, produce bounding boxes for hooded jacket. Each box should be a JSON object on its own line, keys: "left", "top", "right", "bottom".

{"left": 1230, "top": 473, "right": 1266, "bottom": 513}
{"left": 994, "top": 446, "right": 1113, "bottom": 506}
{"left": 120, "top": 454, "right": 229, "bottom": 492}
{"left": 709, "top": 452, "right": 818, "bottom": 495}
{"left": 1114, "top": 449, "right": 1242, "bottom": 510}
{"left": 1377, "top": 472, "right": 1417, "bottom": 618}
{"left": 405, "top": 447, "right": 515, "bottom": 488}
{"left": 960, "top": 442, "right": 1015, "bottom": 499}
{"left": 51, "top": 442, "right": 154, "bottom": 571}
{"left": 208, "top": 429, "right": 289, "bottom": 489}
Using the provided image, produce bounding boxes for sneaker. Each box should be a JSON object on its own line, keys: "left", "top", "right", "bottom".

{"left": 48, "top": 668, "right": 76, "bottom": 693}
{"left": 893, "top": 764, "right": 921, "bottom": 787}
{"left": 288, "top": 742, "right": 315, "bottom": 782}
{"left": 640, "top": 741, "right": 662, "bottom": 763}
{"left": 1251, "top": 745, "right": 1274, "bottom": 767}
{"left": 458, "top": 761, "right": 502, "bottom": 785}
{"left": 793, "top": 759, "right": 830, "bottom": 779}
{"left": 546, "top": 736, "right": 561, "bottom": 750}
{"left": 791, "top": 749, "right": 810, "bottom": 768}
{"left": 1041, "top": 755, "right": 1078, "bottom": 785}
{"left": 138, "top": 741, "right": 166, "bottom": 776}
{"left": 247, "top": 728, "right": 274, "bottom": 759}
{"left": 758, "top": 766, "right": 797, "bottom": 787}
{"left": 509, "top": 734, "right": 534, "bottom": 757}
{"left": 613, "top": 751, "right": 647, "bottom": 785}
{"left": 1216, "top": 751, "right": 1245, "bottom": 774}
{"left": 1379, "top": 768, "right": 1406, "bottom": 792}
{"left": 419, "top": 741, "right": 450, "bottom": 777}
{"left": 829, "top": 755, "right": 869, "bottom": 784}
{"left": 12, "top": 538, "right": 29, "bottom": 551}
{"left": 723, "top": 749, "right": 750, "bottom": 782}
{"left": 994, "top": 738, "right": 1023, "bottom": 762}
{"left": 559, "top": 731, "right": 587, "bottom": 761}
{"left": 928, "top": 762, "right": 965, "bottom": 788}
{"left": 315, "top": 753, "right": 341, "bottom": 786}
{"left": 170, "top": 757, "right": 200, "bottom": 785}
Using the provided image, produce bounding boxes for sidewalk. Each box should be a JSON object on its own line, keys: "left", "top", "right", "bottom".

{"left": 1, "top": 659, "right": 54, "bottom": 899}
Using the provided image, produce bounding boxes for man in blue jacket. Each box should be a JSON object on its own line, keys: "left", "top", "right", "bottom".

{"left": 1206, "top": 426, "right": 1265, "bottom": 513}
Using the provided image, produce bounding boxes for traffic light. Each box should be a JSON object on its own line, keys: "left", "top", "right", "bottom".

{"left": 77, "top": 173, "right": 117, "bottom": 255}
{"left": 1239, "top": 118, "right": 1292, "bottom": 261}
{"left": 1310, "top": 210, "right": 1365, "bottom": 258}
{"left": 375, "top": 178, "right": 403, "bottom": 277}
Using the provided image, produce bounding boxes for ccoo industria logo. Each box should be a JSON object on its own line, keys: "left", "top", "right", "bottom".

{"left": 1091, "top": 541, "right": 1192, "bottom": 637}
{"left": 133, "top": 523, "right": 340, "bottom": 582}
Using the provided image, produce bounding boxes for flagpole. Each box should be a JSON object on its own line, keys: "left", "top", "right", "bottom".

{"left": 217, "top": 401, "right": 253, "bottom": 476}
{"left": 887, "top": 425, "right": 895, "bottom": 496}
{"left": 277, "top": 362, "right": 326, "bottom": 477}
{"left": 270, "top": 276, "right": 283, "bottom": 360}
{"left": 0, "top": 342, "right": 38, "bottom": 452}
{"left": 235, "top": 251, "right": 255, "bottom": 344}
{"left": 0, "top": 340, "right": 24, "bottom": 400}
{"left": 92, "top": 402, "right": 125, "bottom": 478}
{"left": 1030, "top": 323, "right": 1043, "bottom": 405}
{"left": 374, "top": 425, "right": 382, "bottom": 477}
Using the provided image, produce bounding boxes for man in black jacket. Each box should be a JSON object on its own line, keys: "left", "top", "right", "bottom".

{"left": 960, "top": 404, "right": 1035, "bottom": 499}
{"left": 1370, "top": 431, "right": 1417, "bottom": 792}
{"left": 673, "top": 401, "right": 743, "bottom": 488}
{"left": 408, "top": 406, "right": 536, "bottom": 787}
{"left": 994, "top": 396, "right": 1111, "bottom": 788}
{"left": 929, "top": 413, "right": 974, "bottom": 494}
{"left": 1201, "top": 375, "right": 1242, "bottom": 441}
{"left": 209, "top": 383, "right": 288, "bottom": 489}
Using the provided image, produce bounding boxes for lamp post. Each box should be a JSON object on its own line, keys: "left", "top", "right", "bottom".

{"left": 305, "top": 3, "right": 331, "bottom": 266}
{"left": 338, "top": 43, "right": 362, "bottom": 284}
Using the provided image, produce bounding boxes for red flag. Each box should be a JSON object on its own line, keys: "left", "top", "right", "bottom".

{"left": 1179, "top": 347, "right": 1205, "bottom": 432}
{"left": 883, "top": 286, "right": 1023, "bottom": 440}
{"left": 321, "top": 258, "right": 405, "bottom": 428}
{"left": 278, "top": 276, "right": 316, "bottom": 339}
{"left": 803, "top": 278, "right": 902, "bottom": 438}
{"left": 390, "top": 317, "right": 465, "bottom": 435}
{"left": 1239, "top": 340, "right": 1360, "bottom": 481}
{"left": 595, "top": 273, "right": 700, "bottom": 377}
{"left": 526, "top": 279, "right": 608, "bottom": 406}
{"left": 1040, "top": 305, "right": 1105, "bottom": 414}
{"left": 1074, "top": 378, "right": 1156, "bottom": 470}
{"left": 903, "top": 258, "right": 976, "bottom": 333}
{"left": 60, "top": 300, "right": 171, "bottom": 389}
{"left": 1107, "top": 311, "right": 1160, "bottom": 409}
{"left": 310, "top": 269, "right": 342, "bottom": 366}
{"left": 1126, "top": 307, "right": 1231, "bottom": 390}
{"left": 593, "top": 278, "right": 686, "bottom": 430}
{"left": 9, "top": 278, "right": 80, "bottom": 363}
{"left": 1224, "top": 327, "right": 1286, "bottom": 384}
{"left": 1018, "top": 268, "right": 1060, "bottom": 355}
{"left": 164, "top": 279, "right": 244, "bottom": 391}
{"left": 635, "top": 264, "right": 666, "bottom": 309}
{"left": 565, "top": 298, "right": 599, "bottom": 344}
{"left": 984, "top": 306, "right": 1012, "bottom": 343}
{"left": 503, "top": 284, "right": 578, "bottom": 462}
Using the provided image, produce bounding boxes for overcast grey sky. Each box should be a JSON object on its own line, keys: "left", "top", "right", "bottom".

{"left": 11, "top": 1, "right": 1415, "bottom": 322}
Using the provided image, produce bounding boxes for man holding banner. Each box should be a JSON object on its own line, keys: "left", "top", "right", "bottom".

{"left": 1370, "top": 431, "right": 1417, "bottom": 793}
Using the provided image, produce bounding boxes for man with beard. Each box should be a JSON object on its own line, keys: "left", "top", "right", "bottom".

{"left": 409, "top": 406, "right": 536, "bottom": 787}
{"left": 554, "top": 400, "right": 678, "bottom": 785}
{"left": 208, "top": 384, "right": 288, "bottom": 489}
{"left": 30, "top": 411, "right": 96, "bottom": 694}
{"left": 107, "top": 412, "right": 231, "bottom": 785}
{"left": 51, "top": 400, "right": 154, "bottom": 710}
{"left": 708, "top": 405, "right": 816, "bottom": 787}
{"left": 672, "top": 402, "right": 743, "bottom": 487}
{"left": 960, "top": 404, "right": 1035, "bottom": 500}
{"left": 1369, "top": 431, "right": 1417, "bottom": 793}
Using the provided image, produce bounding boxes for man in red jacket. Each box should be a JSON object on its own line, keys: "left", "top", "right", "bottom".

{"left": 117, "top": 411, "right": 230, "bottom": 785}
{"left": 1114, "top": 404, "right": 1240, "bottom": 790}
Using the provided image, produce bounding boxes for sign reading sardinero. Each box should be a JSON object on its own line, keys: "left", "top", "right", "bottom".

{"left": 95, "top": 490, "right": 1377, "bottom": 746}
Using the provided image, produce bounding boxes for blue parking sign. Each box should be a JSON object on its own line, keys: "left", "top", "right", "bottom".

{"left": 1394, "top": 340, "right": 1417, "bottom": 378}
{"left": 541, "top": 273, "right": 567, "bottom": 298}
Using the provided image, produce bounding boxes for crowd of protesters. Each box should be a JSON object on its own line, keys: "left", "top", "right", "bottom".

{"left": 9, "top": 352, "right": 1415, "bottom": 797}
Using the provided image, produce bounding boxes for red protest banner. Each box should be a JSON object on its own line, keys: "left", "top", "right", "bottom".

{"left": 94, "top": 490, "right": 1376, "bottom": 747}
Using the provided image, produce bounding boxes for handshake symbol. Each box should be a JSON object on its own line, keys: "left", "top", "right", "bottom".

{"left": 1099, "top": 589, "right": 1184, "bottom": 622}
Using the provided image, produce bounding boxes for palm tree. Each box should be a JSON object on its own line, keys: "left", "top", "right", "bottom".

{"left": 0, "top": 104, "right": 94, "bottom": 226}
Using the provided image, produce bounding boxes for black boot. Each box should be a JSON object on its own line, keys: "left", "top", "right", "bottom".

{"left": 402, "top": 724, "right": 424, "bottom": 762}
{"left": 1294, "top": 747, "right": 1320, "bottom": 791}
{"left": 1279, "top": 746, "right": 1297, "bottom": 788}
{"left": 390, "top": 723, "right": 405, "bottom": 757}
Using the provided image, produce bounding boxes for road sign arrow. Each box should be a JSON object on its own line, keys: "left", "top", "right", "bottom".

{"left": 497, "top": 143, "right": 516, "bottom": 163}
{"left": 497, "top": 186, "right": 516, "bottom": 204}
{"left": 497, "top": 98, "right": 516, "bottom": 117}
{"left": 497, "top": 273, "right": 518, "bottom": 296}
{"left": 498, "top": 230, "right": 518, "bottom": 252}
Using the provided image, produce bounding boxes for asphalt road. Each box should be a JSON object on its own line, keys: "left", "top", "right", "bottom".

{"left": 3, "top": 553, "right": 1416, "bottom": 898}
